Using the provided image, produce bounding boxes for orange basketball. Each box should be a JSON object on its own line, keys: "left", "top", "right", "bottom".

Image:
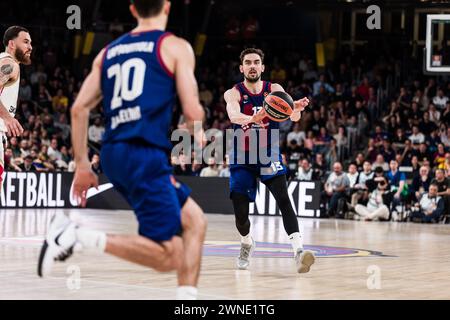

{"left": 263, "top": 91, "right": 294, "bottom": 122}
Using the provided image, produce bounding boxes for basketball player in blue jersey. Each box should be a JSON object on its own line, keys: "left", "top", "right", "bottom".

{"left": 224, "top": 48, "right": 315, "bottom": 273}
{"left": 37, "top": 0, "right": 207, "bottom": 300}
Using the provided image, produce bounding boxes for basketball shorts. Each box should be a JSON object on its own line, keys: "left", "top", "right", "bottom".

{"left": 229, "top": 161, "right": 287, "bottom": 201}
{"left": 101, "top": 141, "right": 191, "bottom": 242}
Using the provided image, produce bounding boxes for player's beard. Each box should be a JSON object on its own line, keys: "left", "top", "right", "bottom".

{"left": 244, "top": 72, "right": 261, "bottom": 83}
{"left": 15, "top": 47, "right": 32, "bottom": 65}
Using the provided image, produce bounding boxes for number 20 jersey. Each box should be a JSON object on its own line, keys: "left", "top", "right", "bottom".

{"left": 100, "top": 30, "right": 175, "bottom": 151}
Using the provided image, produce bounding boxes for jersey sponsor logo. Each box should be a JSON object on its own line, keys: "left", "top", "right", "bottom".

{"left": 8, "top": 106, "right": 16, "bottom": 114}
{"left": 106, "top": 41, "right": 155, "bottom": 60}
{"left": 266, "top": 96, "right": 289, "bottom": 112}
{"left": 69, "top": 182, "right": 114, "bottom": 206}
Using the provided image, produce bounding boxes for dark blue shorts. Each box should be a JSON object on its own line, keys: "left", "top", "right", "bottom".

{"left": 101, "top": 142, "right": 191, "bottom": 242}
{"left": 229, "top": 162, "right": 286, "bottom": 201}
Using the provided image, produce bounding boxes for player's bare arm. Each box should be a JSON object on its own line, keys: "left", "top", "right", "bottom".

{"left": 225, "top": 87, "right": 266, "bottom": 125}
{"left": 70, "top": 49, "right": 104, "bottom": 205}
{"left": 0, "top": 57, "right": 19, "bottom": 87}
{"left": 0, "top": 57, "right": 23, "bottom": 136}
{"left": 270, "top": 83, "right": 309, "bottom": 122}
{"left": 163, "top": 36, "right": 206, "bottom": 145}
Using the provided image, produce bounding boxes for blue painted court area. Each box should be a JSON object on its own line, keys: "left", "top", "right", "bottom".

{"left": 203, "top": 241, "right": 388, "bottom": 258}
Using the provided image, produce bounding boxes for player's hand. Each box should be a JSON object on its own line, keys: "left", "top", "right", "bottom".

{"left": 4, "top": 116, "right": 23, "bottom": 137}
{"left": 251, "top": 108, "right": 267, "bottom": 124}
{"left": 194, "top": 129, "right": 208, "bottom": 148}
{"left": 72, "top": 163, "right": 99, "bottom": 208}
{"left": 294, "top": 97, "right": 310, "bottom": 112}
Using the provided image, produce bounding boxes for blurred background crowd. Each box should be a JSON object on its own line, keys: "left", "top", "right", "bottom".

{"left": 2, "top": 0, "right": 449, "bottom": 222}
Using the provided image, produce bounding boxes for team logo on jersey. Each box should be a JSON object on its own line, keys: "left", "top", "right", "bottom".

{"left": 264, "top": 92, "right": 269, "bottom": 97}
{"left": 243, "top": 95, "right": 248, "bottom": 101}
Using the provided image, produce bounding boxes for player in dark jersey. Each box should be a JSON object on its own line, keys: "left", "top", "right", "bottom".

{"left": 37, "top": 0, "right": 207, "bottom": 300}
{"left": 224, "top": 48, "right": 315, "bottom": 273}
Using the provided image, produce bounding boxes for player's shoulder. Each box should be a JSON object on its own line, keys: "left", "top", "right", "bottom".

{"left": 224, "top": 86, "right": 241, "bottom": 101}
{"left": 0, "top": 54, "right": 18, "bottom": 67}
{"left": 0, "top": 54, "right": 20, "bottom": 81}
{"left": 161, "top": 34, "right": 193, "bottom": 55}
{"left": 270, "top": 83, "right": 284, "bottom": 92}
{"left": 93, "top": 47, "right": 107, "bottom": 70}
{"left": 0, "top": 53, "right": 14, "bottom": 61}
{"left": 162, "top": 33, "right": 185, "bottom": 44}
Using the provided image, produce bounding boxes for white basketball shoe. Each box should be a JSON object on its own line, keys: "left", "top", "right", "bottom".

{"left": 237, "top": 238, "right": 256, "bottom": 270}
{"left": 37, "top": 212, "right": 78, "bottom": 277}
{"left": 295, "top": 249, "right": 315, "bottom": 274}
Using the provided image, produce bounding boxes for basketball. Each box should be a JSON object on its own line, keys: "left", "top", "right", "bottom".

{"left": 263, "top": 91, "right": 294, "bottom": 122}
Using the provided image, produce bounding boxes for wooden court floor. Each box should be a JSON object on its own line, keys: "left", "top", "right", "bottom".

{"left": 0, "top": 208, "right": 449, "bottom": 300}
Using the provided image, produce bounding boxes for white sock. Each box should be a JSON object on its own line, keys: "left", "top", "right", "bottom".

{"left": 241, "top": 233, "right": 253, "bottom": 245}
{"left": 289, "top": 232, "right": 303, "bottom": 254}
{"left": 176, "top": 286, "right": 198, "bottom": 300}
{"left": 75, "top": 227, "right": 107, "bottom": 252}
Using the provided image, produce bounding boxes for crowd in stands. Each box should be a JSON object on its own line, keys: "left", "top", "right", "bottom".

{"left": 2, "top": 16, "right": 450, "bottom": 223}
{"left": 171, "top": 43, "right": 450, "bottom": 223}
{"left": 3, "top": 61, "right": 105, "bottom": 174}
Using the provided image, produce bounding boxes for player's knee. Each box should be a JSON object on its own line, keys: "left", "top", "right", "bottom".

{"left": 182, "top": 199, "right": 207, "bottom": 234}
{"left": 154, "top": 261, "right": 170, "bottom": 272}
{"left": 196, "top": 211, "right": 207, "bottom": 233}
{"left": 157, "top": 238, "right": 182, "bottom": 271}
{"left": 190, "top": 209, "right": 207, "bottom": 238}
{"left": 154, "top": 258, "right": 176, "bottom": 272}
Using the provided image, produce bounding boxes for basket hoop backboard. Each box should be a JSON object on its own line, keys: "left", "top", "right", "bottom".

{"left": 424, "top": 14, "right": 450, "bottom": 75}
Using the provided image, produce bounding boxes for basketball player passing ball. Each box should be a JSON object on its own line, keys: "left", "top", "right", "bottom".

{"left": 37, "top": 0, "right": 207, "bottom": 300}
{"left": 0, "top": 26, "right": 30, "bottom": 190}
{"left": 224, "top": 48, "right": 315, "bottom": 273}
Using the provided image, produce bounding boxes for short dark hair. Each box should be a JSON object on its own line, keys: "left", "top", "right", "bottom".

{"left": 240, "top": 48, "right": 264, "bottom": 64}
{"left": 375, "top": 166, "right": 384, "bottom": 174}
{"left": 132, "top": 0, "right": 165, "bottom": 18}
{"left": 3, "top": 26, "right": 29, "bottom": 48}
